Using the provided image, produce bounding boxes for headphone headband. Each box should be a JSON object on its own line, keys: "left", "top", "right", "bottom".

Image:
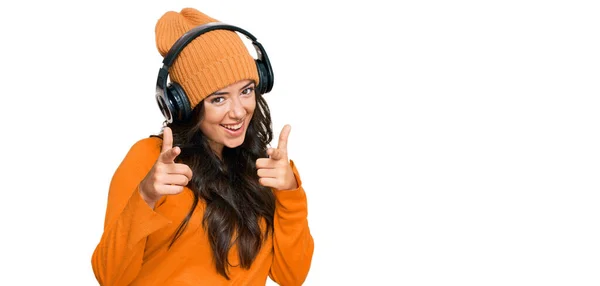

{"left": 163, "top": 22, "right": 258, "bottom": 67}
{"left": 155, "top": 22, "right": 274, "bottom": 124}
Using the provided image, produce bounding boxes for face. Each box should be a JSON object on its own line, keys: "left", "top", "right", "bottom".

{"left": 199, "top": 79, "right": 256, "bottom": 155}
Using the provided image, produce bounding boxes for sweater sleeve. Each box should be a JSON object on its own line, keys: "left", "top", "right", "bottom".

{"left": 91, "top": 138, "right": 171, "bottom": 286}
{"left": 269, "top": 160, "right": 315, "bottom": 286}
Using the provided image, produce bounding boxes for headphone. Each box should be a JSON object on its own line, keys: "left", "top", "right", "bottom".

{"left": 155, "top": 22, "right": 274, "bottom": 124}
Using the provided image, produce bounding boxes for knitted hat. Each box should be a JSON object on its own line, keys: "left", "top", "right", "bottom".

{"left": 155, "top": 8, "right": 259, "bottom": 110}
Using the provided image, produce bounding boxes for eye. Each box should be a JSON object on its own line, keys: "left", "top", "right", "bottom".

{"left": 241, "top": 87, "right": 255, "bottom": 96}
{"left": 210, "top": 96, "right": 225, "bottom": 104}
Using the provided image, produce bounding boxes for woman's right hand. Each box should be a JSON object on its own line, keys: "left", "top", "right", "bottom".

{"left": 139, "top": 127, "right": 193, "bottom": 208}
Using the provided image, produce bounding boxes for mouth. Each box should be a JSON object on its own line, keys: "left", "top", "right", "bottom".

{"left": 220, "top": 120, "right": 244, "bottom": 132}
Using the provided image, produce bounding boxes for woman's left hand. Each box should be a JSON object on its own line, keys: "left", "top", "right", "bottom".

{"left": 256, "top": 124, "right": 298, "bottom": 191}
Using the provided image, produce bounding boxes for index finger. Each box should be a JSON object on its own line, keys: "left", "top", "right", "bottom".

{"left": 277, "top": 124, "right": 291, "bottom": 151}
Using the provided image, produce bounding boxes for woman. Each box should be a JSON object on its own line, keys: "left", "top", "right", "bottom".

{"left": 91, "top": 7, "right": 314, "bottom": 285}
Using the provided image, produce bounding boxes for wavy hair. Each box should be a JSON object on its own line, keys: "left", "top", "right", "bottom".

{"left": 163, "top": 91, "right": 275, "bottom": 279}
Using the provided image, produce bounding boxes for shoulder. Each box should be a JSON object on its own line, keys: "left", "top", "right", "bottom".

{"left": 118, "top": 136, "right": 163, "bottom": 170}
{"left": 129, "top": 136, "right": 163, "bottom": 156}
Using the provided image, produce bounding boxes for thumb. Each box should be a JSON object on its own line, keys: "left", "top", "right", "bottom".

{"left": 159, "top": 127, "right": 179, "bottom": 163}
{"left": 277, "top": 124, "right": 291, "bottom": 151}
{"left": 162, "top": 127, "right": 173, "bottom": 152}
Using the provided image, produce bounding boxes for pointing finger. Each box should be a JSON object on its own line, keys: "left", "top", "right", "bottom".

{"left": 160, "top": 146, "right": 181, "bottom": 163}
{"left": 270, "top": 148, "right": 285, "bottom": 161}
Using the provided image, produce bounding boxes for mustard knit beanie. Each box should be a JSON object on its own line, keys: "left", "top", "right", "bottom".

{"left": 155, "top": 8, "right": 260, "bottom": 110}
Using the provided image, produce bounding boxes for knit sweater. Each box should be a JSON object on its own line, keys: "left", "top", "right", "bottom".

{"left": 91, "top": 137, "right": 314, "bottom": 285}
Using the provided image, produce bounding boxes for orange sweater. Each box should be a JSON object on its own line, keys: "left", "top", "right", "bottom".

{"left": 91, "top": 137, "right": 314, "bottom": 285}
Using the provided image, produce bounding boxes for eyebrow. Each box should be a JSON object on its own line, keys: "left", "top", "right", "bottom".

{"left": 210, "top": 82, "right": 255, "bottom": 96}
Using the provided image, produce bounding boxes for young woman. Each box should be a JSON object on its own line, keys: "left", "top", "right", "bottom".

{"left": 91, "top": 7, "right": 314, "bottom": 285}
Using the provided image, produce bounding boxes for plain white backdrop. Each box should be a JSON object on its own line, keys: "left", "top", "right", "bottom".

{"left": 1, "top": 0, "right": 599, "bottom": 285}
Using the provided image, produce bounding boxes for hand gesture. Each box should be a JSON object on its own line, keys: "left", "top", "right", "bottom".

{"left": 256, "top": 124, "right": 298, "bottom": 191}
{"left": 139, "top": 127, "right": 193, "bottom": 208}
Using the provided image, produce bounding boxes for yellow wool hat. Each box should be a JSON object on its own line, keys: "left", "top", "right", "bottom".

{"left": 155, "top": 8, "right": 260, "bottom": 110}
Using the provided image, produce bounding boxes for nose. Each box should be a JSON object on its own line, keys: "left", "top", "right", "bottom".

{"left": 228, "top": 96, "right": 246, "bottom": 121}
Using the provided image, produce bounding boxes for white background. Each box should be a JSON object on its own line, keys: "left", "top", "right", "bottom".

{"left": 1, "top": 0, "right": 599, "bottom": 285}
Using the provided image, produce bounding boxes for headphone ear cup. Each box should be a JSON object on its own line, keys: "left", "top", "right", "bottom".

{"left": 156, "top": 91, "right": 172, "bottom": 123}
{"left": 255, "top": 59, "right": 273, "bottom": 95}
{"left": 166, "top": 82, "right": 192, "bottom": 123}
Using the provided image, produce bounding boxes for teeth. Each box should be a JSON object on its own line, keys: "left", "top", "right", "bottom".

{"left": 222, "top": 121, "right": 243, "bottom": 130}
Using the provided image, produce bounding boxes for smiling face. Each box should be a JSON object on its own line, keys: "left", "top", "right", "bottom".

{"left": 199, "top": 79, "right": 256, "bottom": 156}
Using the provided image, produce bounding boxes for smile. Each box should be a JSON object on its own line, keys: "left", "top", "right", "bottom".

{"left": 220, "top": 121, "right": 244, "bottom": 131}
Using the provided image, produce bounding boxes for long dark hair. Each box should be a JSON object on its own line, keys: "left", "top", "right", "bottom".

{"left": 164, "top": 92, "right": 276, "bottom": 279}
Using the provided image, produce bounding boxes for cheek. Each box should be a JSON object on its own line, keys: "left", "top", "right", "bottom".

{"left": 245, "top": 98, "right": 257, "bottom": 115}
{"left": 199, "top": 106, "right": 225, "bottom": 134}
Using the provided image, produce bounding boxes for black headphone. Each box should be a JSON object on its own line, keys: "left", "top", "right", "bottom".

{"left": 155, "top": 22, "right": 274, "bottom": 124}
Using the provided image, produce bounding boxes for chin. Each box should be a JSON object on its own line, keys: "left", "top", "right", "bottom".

{"left": 224, "top": 136, "right": 246, "bottom": 149}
